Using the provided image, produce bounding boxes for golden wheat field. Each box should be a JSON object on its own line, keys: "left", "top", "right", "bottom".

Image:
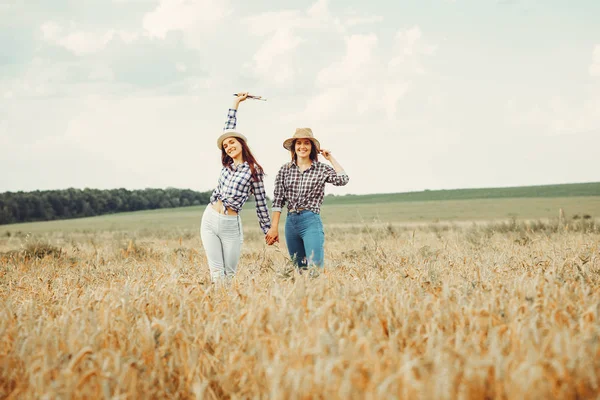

{"left": 1, "top": 218, "right": 600, "bottom": 399}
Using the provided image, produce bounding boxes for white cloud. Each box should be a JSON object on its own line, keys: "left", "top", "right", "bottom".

{"left": 305, "top": 26, "right": 436, "bottom": 120}
{"left": 343, "top": 15, "right": 384, "bottom": 27}
{"left": 175, "top": 63, "right": 187, "bottom": 72}
{"left": 504, "top": 45, "right": 600, "bottom": 137}
{"left": 250, "top": 29, "right": 303, "bottom": 85}
{"left": 40, "top": 21, "right": 139, "bottom": 56}
{"left": 317, "top": 34, "right": 378, "bottom": 87}
{"left": 389, "top": 26, "right": 437, "bottom": 74}
{"left": 307, "top": 0, "right": 330, "bottom": 21}
{"left": 506, "top": 93, "right": 600, "bottom": 136}
{"left": 245, "top": 11, "right": 304, "bottom": 37}
{"left": 40, "top": 21, "right": 61, "bottom": 41}
{"left": 395, "top": 26, "right": 423, "bottom": 54}
{"left": 3, "top": 58, "right": 67, "bottom": 98}
{"left": 243, "top": 7, "right": 321, "bottom": 85}
{"left": 89, "top": 65, "right": 115, "bottom": 81}
{"left": 143, "top": 0, "right": 231, "bottom": 40}
{"left": 2, "top": 55, "right": 133, "bottom": 101}
{"left": 303, "top": 87, "right": 349, "bottom": 119}
{"left": 243, "top": 0, "right": 393, "bottom": 89}
{"left": 60, "top": 31, "right": 108, "bottom": 55}
{"left": 3, "top": 0, "right": 600, "bottom": 195}
{"left": 590, "top": 45, "right": 600, "bottom": 77}
{"left": 382, "top": 81, "right": 411, "bottom": 118}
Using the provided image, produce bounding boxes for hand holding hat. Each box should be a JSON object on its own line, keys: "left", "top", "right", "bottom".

{"left": 320, "top": 149, "right": 333, "bottom": 161}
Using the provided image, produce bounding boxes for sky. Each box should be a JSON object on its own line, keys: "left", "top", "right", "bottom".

{"left": 1, "top": 0, "right": 599, "bottom": 196}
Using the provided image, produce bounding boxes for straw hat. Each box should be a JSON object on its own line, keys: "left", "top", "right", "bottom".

{"left": 283, "top": 128, "right": 321, "bottom": 152}
{"left": 217, "top": 129, "right": 248, "bottom": 150}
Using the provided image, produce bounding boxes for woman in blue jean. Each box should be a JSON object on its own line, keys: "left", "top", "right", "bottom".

{"left": 266, "top": 128, "right": 349, "bottom": 269}
{"left": 201, "top": 92, "right": 271, "bottom": 282}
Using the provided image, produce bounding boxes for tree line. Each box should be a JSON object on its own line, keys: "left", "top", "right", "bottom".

{"left": 0, "top": 188, "right": 215, "bottom": 225}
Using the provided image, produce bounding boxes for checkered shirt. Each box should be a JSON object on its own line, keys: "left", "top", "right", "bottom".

{"left": 272, "top": 161, "right": 349, "bottom": 214}
{"left": 209, "top": 108, "right": 271, "bottom": 234}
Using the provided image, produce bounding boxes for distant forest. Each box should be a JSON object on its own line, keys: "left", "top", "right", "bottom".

{"left": 0, "top": 188, "right": 214, "bottom": 225}
{"left": 2, "top": 182, "right": 598, "bottom": 226}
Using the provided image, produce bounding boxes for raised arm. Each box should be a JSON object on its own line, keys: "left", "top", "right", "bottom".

{"left": 224, "top": 92, "right": 249, "bottom": 131}
{"left": 321, "top": 149, "right": 349, "bottom": 186}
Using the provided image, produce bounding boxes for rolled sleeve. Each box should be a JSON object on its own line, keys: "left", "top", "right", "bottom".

{"left": 325, "top": 166, "right": 350, "bottom": 186}
{"left": 224, "top": 108, "right": 237, "bottom": 130}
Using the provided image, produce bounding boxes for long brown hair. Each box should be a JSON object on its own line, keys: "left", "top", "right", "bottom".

{"left": 290, "top": 139, "right": 319, "bottom": 164}
{"left": 221, "top": 138, "right": 264, "bottom": 182}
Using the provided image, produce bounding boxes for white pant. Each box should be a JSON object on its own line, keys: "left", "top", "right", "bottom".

{"left": 200, "top": 205, "right": 244, "bottom": 282}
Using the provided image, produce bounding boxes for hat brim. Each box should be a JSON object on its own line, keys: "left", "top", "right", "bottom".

{"left": 283, "top": 137, "right": 321, "bottom": 152}
{"left": 217, "top": 130, "right": 248, "bottom": 150}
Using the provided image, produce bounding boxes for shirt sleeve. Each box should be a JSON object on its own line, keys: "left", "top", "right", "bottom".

{"left": 224, "top": 108, "right": 237, "bottom": 130}
{"left": 272, "top": 165, "right": 287, "bottom": 212}
{"left": 325, "top": 165, "right": 349, "bottom": 186}
{"left": 252, "top": 175, "right": 272, "bottom": 234}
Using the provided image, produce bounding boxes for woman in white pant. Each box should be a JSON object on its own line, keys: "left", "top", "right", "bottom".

{"left": 200, "top": 92, "right": 271, "bottom": 282}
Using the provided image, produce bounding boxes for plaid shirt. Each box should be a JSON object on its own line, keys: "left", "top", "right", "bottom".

{"left": 272, "top": 161, "right": 349, "bottom": 214}
{"left": 209, "top": 109, "right": 271, "bottom": 234}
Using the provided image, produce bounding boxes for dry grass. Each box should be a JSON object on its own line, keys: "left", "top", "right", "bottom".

{"left": 1, "top": 222, "right": 599, "bottom": 399}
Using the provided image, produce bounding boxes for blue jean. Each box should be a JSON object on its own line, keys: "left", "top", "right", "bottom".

{"left": 285, "top": 210, "right": 325, "bottom": 268}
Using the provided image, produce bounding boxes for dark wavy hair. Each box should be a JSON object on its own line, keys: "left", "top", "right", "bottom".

{"left": 221, "top": 138, "right": 264, "bottom": 182}
{"left": 290, "top": 139, "right": 319, "bottom": 164}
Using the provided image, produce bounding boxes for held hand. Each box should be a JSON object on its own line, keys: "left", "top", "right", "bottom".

{"left": 265, "top": 234, "right": 279, "bottom": 246}
{"left": 320, "top": 149, "right": 333, "bottom": 161}
{"left": 265, "top": 227, "right": 279, "bottom": 245}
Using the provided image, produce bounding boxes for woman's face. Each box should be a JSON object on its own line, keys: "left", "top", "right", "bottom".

{"left": 294, "top": 139, "right": 313, "bottom": 159}
{"left": 222, "top": 137, "right": 242, "bottom": 160}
